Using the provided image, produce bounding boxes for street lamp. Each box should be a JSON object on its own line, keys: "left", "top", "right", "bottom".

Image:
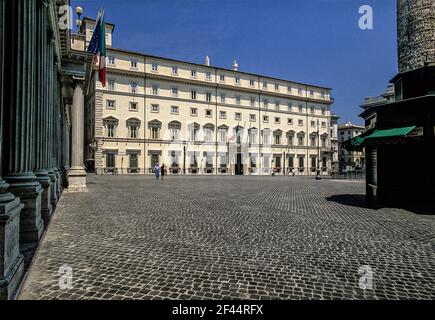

{"left": 315, "top": 119, "right": 322, "bottom": 180}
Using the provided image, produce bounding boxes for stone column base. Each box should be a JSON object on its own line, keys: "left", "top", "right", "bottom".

{"left": 48, "top": 171, "right": 58, "bottom": 208}
{"left": 67, "top": 167, "right": 87, "bottom": 192}
{"left": 6, "top": 179, "right": 44, "bottom": 244}
{"left": 0, "top": 195, "right": 25, "bottom": 300}
{"left": 35, "top": 173, "right": 52, "bottom": 226}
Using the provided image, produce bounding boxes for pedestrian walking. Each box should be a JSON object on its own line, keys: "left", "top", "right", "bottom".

{"left": 161, "top": 164, "right": 166, "bottom": 180}
{"left": 292, "top": 168, "right": 296, "bottom": 176}
{"left": 153, "top": 163, "right": 160, "bottom": 180}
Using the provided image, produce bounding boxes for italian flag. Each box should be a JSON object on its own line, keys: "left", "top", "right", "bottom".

{"left": 87, "top": 9, "right": 106, "bottom": 87}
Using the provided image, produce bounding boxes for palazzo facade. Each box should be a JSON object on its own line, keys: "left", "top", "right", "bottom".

{"left": 0, "top": 0, "right": 90, "bottom": 299}
{"left": 77, "top": 19, "right": 335, "bottom": 175}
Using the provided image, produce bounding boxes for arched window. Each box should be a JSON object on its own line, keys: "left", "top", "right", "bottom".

{"left": 297, "top": 131, "right": 305, "bottom": 146}
{"left": 103, "top": 116, "right": 119, "bottom": 138}
{"left": 126, "top": 117, "right": 141, "bottom": 138}
{"left": 262, "top": 128, "right": 271, "bottom": 145}
{"left": 287, "top": 130, "right": 295, "bottom": 146}
{"left": 273, "top": 129, "right": 283, "bottom": 145}
{"left": 168, "top": 120, "right": 182, "bottom": 141}
{"left": 248, "top": 128, "right": 258, "bottom": 144}
{"left": 203, "top": 123, "right": 215, "bottom": 142}
{"left": 188, "top": 122, "right": 200, "bottom": 141}
{"left": 148, "top": 119, "right": 162, "bottom": 139}
{"left": 218, "top": 124, "right": 228, "bottom": 142}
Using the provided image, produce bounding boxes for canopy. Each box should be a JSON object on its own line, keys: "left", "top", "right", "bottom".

{"left": 365, "top": 126, "right": 416, "bottom": 139}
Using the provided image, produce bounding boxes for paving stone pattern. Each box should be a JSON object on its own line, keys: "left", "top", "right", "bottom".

{"left": 18, "top": 175, "right": 435, "bottom": 300}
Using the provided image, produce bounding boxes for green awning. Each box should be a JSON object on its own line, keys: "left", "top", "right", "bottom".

{"left": 350, "top": 135, "right": 365, "bottom": 147}
{"left": 365, "top": 126, "right": 416, "bottom": 139}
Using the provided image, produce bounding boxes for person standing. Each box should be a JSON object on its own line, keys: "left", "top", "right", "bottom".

{"left": 161, "top": 163, "right": 166, "bottom": 180}
{"left": 153, "top": 163, "right": 160, "bottom": 180}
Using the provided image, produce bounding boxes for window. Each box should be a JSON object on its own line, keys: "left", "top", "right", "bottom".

{"left": 236, "top": 95, "right": 241, "bottom": 105}
{"left": 321, "top": 108, "right": 326, "bottom": 115}
{"left": 311, "top": 135, "right": 316, "bottom": 147}
{"left": 262, "top": 81, "right": 267, "bottom": 89}
{"left": 235, "top": 77, "right": 240, "bottom": 84}
{"left": 298, "top": 119, "right": 303, "bottom": 126}
{"left": 274, "top": 133, "right": 281, "bottom": 145}
{"left": 108, "top": 56, "right": 115, "bottom": 65}
{"left": 130, "top": 82, "right": 138, "bottom": 93}
{"left": 298, "top": 88, "right": 303, "bottom": 95}
{"left": 151, "top": 104, "right": 159, "bottom": 113}
{"left": 190, "top": 108, "right": 198, "bottom": 116}
{"left": 205, "top": 72, "right": 211, "bottom": 80}
{"left": 171, "top": 106, "right": 179, "bottom": 115}
{"left": 311, "top": 157, "right": 316, "bottom": 169}
{"left": 205, "top": 109, "right": 212, "bottom": 117}
{"left": 287, "top": 86, "right": 292, "bottom": 92}
{"left": 263, "top": 115, "right": 269, "bottom": 123}
{"left": 220, "top": 94, "right": 226, "bottom": 103}
{"left": 219, "top": 74, "right": 225, "bottom": 82}
{"left": 171, "top": 87, "right": 178, "bottom": 97}
{"left": 288, "top": 118, "right": 293, "bottom": 125}
{"left": 275, "top": 117, "right": 280, "bottom": 124}
{"left": 106, "top": 100, "right": 116, "bottom": 109}
{"left": 107, "top": 124, "right": 115, "bottom": 137}
{"left": 275, "top": 101, "right": 280, "bottom": 110}
{"left": 250, "top": 114, "right": 256, "bottom": 122}
{"left": 250, "top": 98, "right": 255, "bottom": 107}
{"left": 311, "top": 121, "right": 316, "bottom": 127}
{"left": 108, "top": 80, "right": 115, "bottom": 91}
{"left": 151, "top": 127, "right": 159, "bottom": 139}
{"left": 219, "top": 129, "right": 227, "bottom": 142}
{"left": 275, "top": 83, "right": 279, "bottom": 90}
{"left": 249, "top": 130, "right": 257, "bottom": 144}
{"left": 152, "top": 84, "right": 158, "bottom": 95}
{"left": 106, "top": 153, "right": 115, "bottom": 168}
{"left": 298, "top": 104, "right": 303, "bottom": 113}
{"left": 204, "top": 130, "right": 213, "bottom": 143}
{"left": 288, "top": 103, "right": 292, "bottom": 111}
{"left": 321, "top": 92, "right": 325, "bottom": 98}
{"left": 299, "top": 157, "right": 304, "bottom": 168}
{"left": 322, "top": 136, "right": 327, "bottom": 148}
{"left": 170, "top": 128, "right": 180, "bottom": 141}
{"left": 150, "top": 63, "right": 158, "bottom": 71}
{"left": 249, "top": 79, "right": 255, "bottom": 86}
{"left": 129, "top": 153, "right": 138, "bottom": 169}
{"left": 220, "top": 111, "right": 227, "bottom": 119}
{"left": 131, "top": 60, "right": 138, "bottom": 69}
{"left": 321, "top": 121, "right": 326, "bottom": 128}
{"left": 191, "top": 69, "right": 197, "bottom": 77}
{"left": 129, "top": 102, "right": 138, "bottom": 111}
{"left": 298, "top": 135, "right": 304, "bottom": 146}
{"left": 235, "top": 112, "right": 242, "bottom": 121}
{"left": 262, "top": 130, "right": 270, "bottom": 144}
{"left": 310, "top": 106, "right": 315, "bottom": 114}
{"left": 206, "top": 92, "right": 212, "bottom": 102}
{"left": 191, "top": 90, "right": 197, "bottom": 100}
{"left": 309, "top": 90, "right": 314, "bottom": 96}
{"left": 263, "top": 99, "right": 268, "bottom": 108}
{"left": 172, "top": 66, "right": 178, "bottom": 75}
{"left": 129, "top": 125, "right": 138, "bottom": 138}
{"left": 287, "top": 134, "right": 294, "bottom": 146}
{"left": 189, "top": 127, "right": 199, "bottom": 141}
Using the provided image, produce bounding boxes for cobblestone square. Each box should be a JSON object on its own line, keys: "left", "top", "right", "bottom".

{"left": 18, "top": 175, "right": 434, "bottom": 300}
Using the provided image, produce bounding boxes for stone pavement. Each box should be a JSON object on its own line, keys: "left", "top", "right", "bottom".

{"left": 18, "top": 175, "right": 434, "bottom": 300}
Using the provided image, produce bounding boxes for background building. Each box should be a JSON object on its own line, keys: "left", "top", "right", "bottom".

{"left": 338, "top": 122, "right": 365, "bottom": 172}
{"left": 77, "top": 18, "right": 335, "bottom": 175}
{"left": 330, "top": 114, "right": 340, "bottom": 172}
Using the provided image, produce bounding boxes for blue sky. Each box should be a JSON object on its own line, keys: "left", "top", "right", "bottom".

{"left": 72, "top": 0, "right": 398, "bottom": 125}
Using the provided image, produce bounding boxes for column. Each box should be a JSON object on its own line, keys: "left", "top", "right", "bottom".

{"left": 0, "top": 0, "right": 25, "bottom": 300}
{"left": 67, "top": 78, "right": 88, "bottom": 192}
{"left": 2, "top": 0, "right": 44, "bottom": 244}
{"left": 34, "top": 0, "right": 52, "bottom": 225}
{"left": 46, "top": 38, "right": 58, "bottom": 207}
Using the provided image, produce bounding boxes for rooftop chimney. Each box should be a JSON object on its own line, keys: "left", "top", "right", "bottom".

{"left": 205, "top": 55, "right": 210, "bottom": 66}
{"left": 232, "top": 59, "right": 238, "bottom": 71}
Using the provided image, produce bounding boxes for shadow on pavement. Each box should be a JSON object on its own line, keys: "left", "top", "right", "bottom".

{"left": 326, "top": 194, "right": 435, "bottom": 215}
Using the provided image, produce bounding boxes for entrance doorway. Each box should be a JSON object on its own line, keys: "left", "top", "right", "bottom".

{"left": 235, "top": 152, "right": 243, "bottom": 175}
